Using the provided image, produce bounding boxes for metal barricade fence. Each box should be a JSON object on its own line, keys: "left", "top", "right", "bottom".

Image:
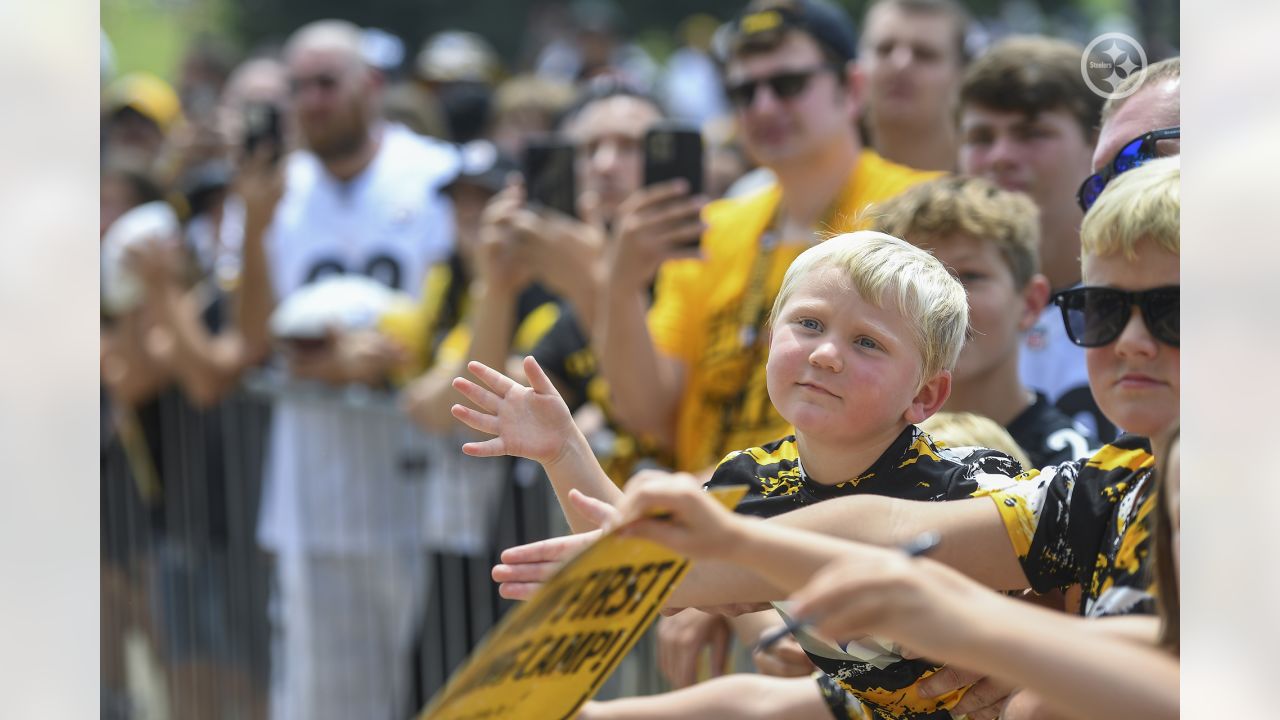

{"left": 100, "top": 370, "right": 676, "bottom": 720}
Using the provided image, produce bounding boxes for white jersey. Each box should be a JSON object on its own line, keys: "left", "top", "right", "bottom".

{"left": 259, "top": 124, "right": 459, "bottom": 554}
{"left": 1019, "top": 301, "right": 1116, "bottom": 442}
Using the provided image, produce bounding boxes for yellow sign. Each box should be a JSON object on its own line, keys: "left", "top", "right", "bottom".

{"left": 419, "top": 485, "right": 748, "bottom": 720}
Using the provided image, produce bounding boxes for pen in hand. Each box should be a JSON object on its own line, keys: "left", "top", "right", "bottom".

{"left": 754, "top": 531, "right": 942, "bottom": 653}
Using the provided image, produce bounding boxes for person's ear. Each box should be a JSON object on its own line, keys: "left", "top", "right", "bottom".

{"left": 843, "top": 60, "right": 865, "bottom": 120}
{"left": 1019, "top": 273, "right": 1051, "bottom": 333}
{"left": 903, "top": 370, "right": 951, "bottom": 424}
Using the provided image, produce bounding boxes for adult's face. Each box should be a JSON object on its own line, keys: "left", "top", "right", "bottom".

{"left": 1092, "top": 80, "right": 1181, "bottom": 172}
{"left": 958, "top": 105, "right": 1094, "bottom": 215}
{"left": 563, "top": 95, "right": 663, "bottom": 221}
{"left": 286, "top": 45, "right": 376, "bottom": 161}
{"left": 725, "top": 32, "right": 857, "bottom": 168}
{"left": 1081, "top": 238, "right": 1180, "bottom": 439}
{"left": 859, "top": 4, "right": 963, "bottom": 127}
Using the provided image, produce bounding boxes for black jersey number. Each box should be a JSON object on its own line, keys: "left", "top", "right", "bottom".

{"left": 303, "top": 254, "right": 404, "bottom": 290}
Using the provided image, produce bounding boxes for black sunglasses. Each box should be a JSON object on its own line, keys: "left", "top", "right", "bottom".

{"left": 1076, "top": 126, "right": 1180, "bottom": 212}
{"left": 1051, "top": 285, "right": 1179, "bottom": 348}
{"left": 725, "top": 66, "right": 835, "bottom": 109}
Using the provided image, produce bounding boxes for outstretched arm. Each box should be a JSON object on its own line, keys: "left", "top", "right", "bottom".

{"left": 789, "top": 557, "right": 1178, "bottom": 720}
{"left": 451, "top": 358, "right": 623, "bottom": 532}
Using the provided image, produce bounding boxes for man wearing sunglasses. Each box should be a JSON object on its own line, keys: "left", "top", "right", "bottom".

{"left": 1083, "top": 56, "right": 1181, "bottom": 211}
{"left": 240, "top": 19, "right": 463, "bottom": 720}
{"left": 597, "top": 0, "right": 939, "bottom": 478}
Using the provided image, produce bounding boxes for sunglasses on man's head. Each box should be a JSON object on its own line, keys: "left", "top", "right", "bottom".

{"left": 1051, "top": 285, "right": 1179, "bottom": 348}
{"left": 1076, "top": 126, "right": 1180, "bottom": 212}
{"left": 726, "top": 66, "right": 835, "bottom": 109}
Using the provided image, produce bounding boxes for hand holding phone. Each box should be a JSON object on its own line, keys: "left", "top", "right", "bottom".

{"left": 522, "top": 138, "right": 577, "bottom": 218}
{"left": 243, "top": 102, "right": 284, "bottom": 164}
{"left": 644, "top": 122, "right": 703, "bottom": 196}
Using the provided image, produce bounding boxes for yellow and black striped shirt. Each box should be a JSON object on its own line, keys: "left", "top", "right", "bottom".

{"left": 704, "top": 426, "right": 1024, "bottom": 720}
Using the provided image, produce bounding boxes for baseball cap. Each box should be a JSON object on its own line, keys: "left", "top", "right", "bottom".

{"left": 104, "top": 72, "right": 181, "bottom": 130}
{"left": 445, "top": 140, "right": 517, "bottom": 194}
{"left": 721, "top": 0, "right": 858, "bottom": 65}
{"left": 415, "top": 31, "right": 502, "bottom": 84}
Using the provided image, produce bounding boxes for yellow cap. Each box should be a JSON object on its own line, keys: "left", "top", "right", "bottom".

{"left": 105, "top": 72, "right": 181, "bottom": 130}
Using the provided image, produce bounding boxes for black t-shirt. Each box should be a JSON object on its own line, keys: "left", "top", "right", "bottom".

{"left": 704, "top": 427, "right": 1024, "bottom": 720}
{"left": 1007, "top": 392, "right": 1097, "bottom": 467}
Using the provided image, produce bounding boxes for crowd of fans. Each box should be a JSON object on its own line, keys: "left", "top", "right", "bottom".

{"left": 99, "top": 0, "right": 1180, "bottom": 718}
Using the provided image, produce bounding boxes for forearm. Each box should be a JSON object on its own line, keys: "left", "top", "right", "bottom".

{"left": 234, "top": 214, "right": 275, "bottom": 365}
{"left": 544, "top": 430, "right": 625, "bottom": 533}
{"left": 594, "top": 285, "right": 681, "bottom": 445}
{"left": 666, "top": 519, "right": 837, "bottom": 608}
{"left": 150, "top": 284, "right": 243, "bottom": 406}
{"left": 467, "top": 282, "right": 519, "bottom": 380}
{"left": 944, "top": 603, "right": 1178, "bottom": 720}
{"left": 771, "top": 496, "right": 1030, "bottom": 590}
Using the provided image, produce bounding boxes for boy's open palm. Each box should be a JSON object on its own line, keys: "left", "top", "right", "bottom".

{"left": 451, "top": 357, "right": 575, "bottom": 464}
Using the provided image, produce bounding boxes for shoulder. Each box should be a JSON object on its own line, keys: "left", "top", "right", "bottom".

{"left": 853, "top": 151, "right": 944, "bottom": 200}
{"left": 705, "top": 435, "right": 798, "bottom": 487}
{"left": 381, "top": 124, "right": 461, "bottom": 185}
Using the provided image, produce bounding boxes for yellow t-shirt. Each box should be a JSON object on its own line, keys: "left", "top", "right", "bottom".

{"left": 648, "top": 151, "right": 941, "bottom": 472}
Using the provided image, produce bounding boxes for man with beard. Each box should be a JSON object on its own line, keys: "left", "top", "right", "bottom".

{"left": 238, "top": 19, "right": 460, "bottom": 720}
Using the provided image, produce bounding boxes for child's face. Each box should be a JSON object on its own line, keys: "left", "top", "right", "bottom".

{"left": 766, "top": 265, "right": 932, "bottom": 445}
{"left": 1082, "top": 239, "right": 1180, "bottom": 438}
{"left": 926, "top": 234, "right": 1042, "bottom": 384}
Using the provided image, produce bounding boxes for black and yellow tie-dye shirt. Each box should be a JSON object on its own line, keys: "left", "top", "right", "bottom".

{"left": 983, "top": 433, "right": 1157, "bottom": 617}
{"left": 704, "top": 426, "right": 1024, "bottom": 720}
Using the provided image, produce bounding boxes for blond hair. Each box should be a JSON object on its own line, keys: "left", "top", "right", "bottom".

{"left": 1081, "top": 155, "right": 1179, "bottom": 260}
{"left": 1100, "top": 56, "right": 1181, "bottom": 125}
{"left": 866, "top": 176, "right": 1041, "bottom": 287}
{"left": 770, "top": 231, "right": 969, "bottom": 384}
{"left": 920, "top": 411, "right": 1032, "bottom": 469}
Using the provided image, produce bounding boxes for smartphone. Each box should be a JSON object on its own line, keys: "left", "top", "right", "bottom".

{"left": 522, "top": 139, "right": 578, "bottom": 218}
{"left": 644, "top": 122, "right": 703, "bottom": 195}
{"left": 244, "top": 102, "right": 284, "bottom": 163}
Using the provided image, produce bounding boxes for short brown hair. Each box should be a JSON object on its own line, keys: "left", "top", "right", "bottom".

{"left": 865, "top": 176, "right": 1041, "bottom": 288}
{"left": 960, "top": 35, "right": 1102, "bottom": 139}
{"left": 864, "top": 0, "right": 974, "bottom": 64}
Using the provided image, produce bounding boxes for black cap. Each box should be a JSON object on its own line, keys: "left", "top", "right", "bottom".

{"left": 446, "top": 140, "right": 518, "bottom": 195}
{"left": 723, "top": 0, "right": 858, "bottom": 64}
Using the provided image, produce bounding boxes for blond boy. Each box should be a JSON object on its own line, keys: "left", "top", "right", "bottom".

{"left": 454, "top": 231, "right": 1024, "bottom": 719}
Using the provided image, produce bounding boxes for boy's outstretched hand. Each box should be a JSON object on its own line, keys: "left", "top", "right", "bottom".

{"left": 612, "top": 471, "right": 748, "bottom": 560}
{"left": 452, "top": 356, "right": 576, "bottom": 465}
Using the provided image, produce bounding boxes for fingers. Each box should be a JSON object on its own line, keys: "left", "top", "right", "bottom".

{"left": 949, "top": 676, "right": 1014, "bottom": 715}
{"left": 497, "top": 581, "right": 542, "bottom": 601}
{"left": 708, "top": 621, "right": 730, "bottom": 678}
{"left": 451, "top": 377, "right": 501, "bottom": 415}
{"left": 499, "top": 529, "right": 600, "bottom": 564}
{"left": 918, "top": 664, "right": 983, "bottom": 699}
{"left": 568, "top": 489, "right": 621, "bottom": 528}
{"left": 460, "top": 436, "right": 508, "bottom": 458}
{"left": 522, "top": 355, "right": 560, "bottom": 397}
{"left": 492, "top": 560, "right": 561, "bottom": 584}
{"left": 466, "top": 360, "right": 519, "bottom": 396}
